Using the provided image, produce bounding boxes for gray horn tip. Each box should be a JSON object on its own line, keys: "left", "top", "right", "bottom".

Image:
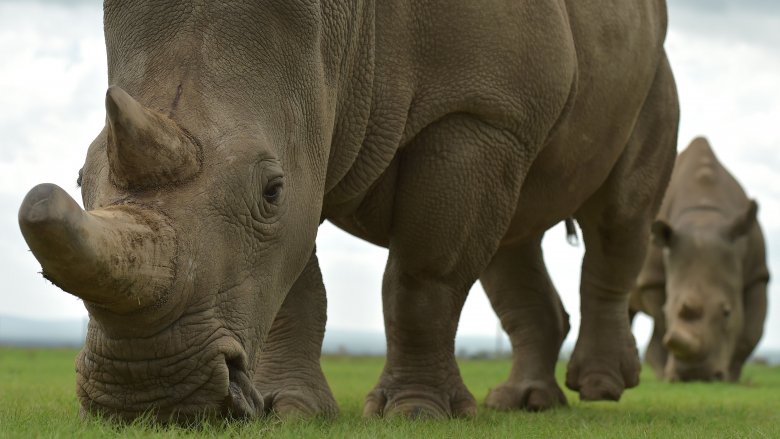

{"left": 105, "top": 86, "right": 132, "bottom": 122}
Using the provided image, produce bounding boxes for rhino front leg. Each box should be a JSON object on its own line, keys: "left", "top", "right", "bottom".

{"left": 644, "top": 316, "right": 669, "bottom": 379}
{"left": 565, "top": 226, "right": 643, "bottom": 401}
{"left": 480, "top": 236, "right": 570, "bottom": 411}
{"left": 632, "top": 284, "right": 668, "bottom": 378}
{"left": 364, "top": 114, "right": 533, "bottom": 419}
{"left": 253, "top": 249, "right": 338, "bottom": 418}
{"left": 729, "top": 280, "right": 768, "bottom": 381}
{"left": 567, "top": 54, "right": 678, "bottom": 401}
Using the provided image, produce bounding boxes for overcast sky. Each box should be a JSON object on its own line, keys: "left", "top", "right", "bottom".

{"left": 0, "top": 0, "right": 778, "bottom": 352}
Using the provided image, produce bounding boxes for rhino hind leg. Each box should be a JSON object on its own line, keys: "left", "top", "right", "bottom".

{"left": 566, "top": 53, "right": 678, "bottom": 401}
{"left": 364, "top": 114, "right": 536, "bottom": 419}
{"left": 253, "top": 249, "right": 338, "bottom": 419}
{"left": 480, "top": 236, "right": 569, "bottom": 411}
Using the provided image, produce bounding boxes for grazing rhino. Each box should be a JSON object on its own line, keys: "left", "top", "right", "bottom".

{"left": 18, "top": 0, "right": 678, "bottom": 420}
{"left": 630, "top": 137, "right": 770, "bottom": 382}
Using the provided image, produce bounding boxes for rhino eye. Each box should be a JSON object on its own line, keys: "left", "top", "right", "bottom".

{"left": 263, "top": 178, "right": 283, "bottom": 204}
{"left": 723, "top": 306, "right": 732, "bottom": 318}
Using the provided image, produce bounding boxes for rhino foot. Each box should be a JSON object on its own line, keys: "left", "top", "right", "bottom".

{"left": 565, "top": 336, "right": 640, "bottom": 402}
{"left": 485, "top": 380, "right": 567, "bottom": 411}
{"left": 564, "top": 291, "right": 641, "bottom": 401}
{"left": 363, "top": 385, "right": 477, "bottom": 419}
{"left": 260, "top": 387, "right": 338, "bottom": 419}
{"left": 572, "top": 373, "right": 623, "bottom": 401}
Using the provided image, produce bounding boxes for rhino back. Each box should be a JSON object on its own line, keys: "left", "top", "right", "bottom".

{"left": 328, "top": 0, "right": 674, "bottom": 244}
{"left": 504, "top": 0, "right": 673, "bottom": 240}
{"left": 323, "top": 1, "right": 580, "bottom": 217}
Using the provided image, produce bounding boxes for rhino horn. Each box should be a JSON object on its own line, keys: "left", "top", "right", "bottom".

{"left": 105, "top": 86, "right": 200, "bottom": 189}
{"left": 663, "top": 328, "right": 701, "bottom": 359}
{"left": 18, "top": 183, "right": 176, "bottom": 314}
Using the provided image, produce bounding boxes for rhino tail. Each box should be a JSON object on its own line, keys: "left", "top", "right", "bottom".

{"left": 565, "top": 217, "right": 579, "bottom": 246}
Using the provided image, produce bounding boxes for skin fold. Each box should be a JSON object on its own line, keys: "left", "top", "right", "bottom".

{"left": 630, "top": 137, "right": 770, "bottom": 382}
{"left": 18, "top": 0, "right": 678, "bottom": 420}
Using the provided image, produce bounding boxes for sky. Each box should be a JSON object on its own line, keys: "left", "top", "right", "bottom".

{"left": 0, "top": 0, "right": 778, "bottom": 353}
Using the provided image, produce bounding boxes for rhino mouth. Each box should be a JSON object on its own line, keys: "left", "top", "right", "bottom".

{"left": 667, "top": 360, "right": 726, "bottom": 382}
{"left": 223, "top": 357, "right": 264, "bottom": 418}
{"left": 76, "top": 331, "right": 266, "bottom": 422}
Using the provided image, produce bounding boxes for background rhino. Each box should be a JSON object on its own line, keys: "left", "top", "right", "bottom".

{"left": 18, "top": 0, "right": 678, "bottom": 420}
{"left": 630, "top": 137, "right": 770, "bottom": 382}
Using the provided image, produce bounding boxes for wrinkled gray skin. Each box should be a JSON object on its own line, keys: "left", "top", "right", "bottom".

{"left": 630, "top": 137, "right": 770, "bottom": 382}
{"left": 18, "top": 0, "right": 678, "bottom": 420}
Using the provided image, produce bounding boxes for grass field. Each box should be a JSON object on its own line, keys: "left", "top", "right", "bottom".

{"left": 1, "top": 347, "right": 779, "bottom": 438}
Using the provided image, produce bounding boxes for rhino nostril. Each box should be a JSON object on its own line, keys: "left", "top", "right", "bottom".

{"left": 712, "top": 371, "right": 725, "bottom": 381}
{"left": 679, "top": 301, "right": 703, "bottom": 321}
{"left": 223, "top": 357, "right": 263, "bottom": 419}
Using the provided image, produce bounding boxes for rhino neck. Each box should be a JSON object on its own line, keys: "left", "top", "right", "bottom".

{"left": 320, "top": 0, "right": 383, "bottom": 200}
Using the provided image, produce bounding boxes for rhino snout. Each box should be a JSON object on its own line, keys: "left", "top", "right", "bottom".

{"left": 662, "top": 328, "right": 702, "bottom": 360}
{"left": 665, "top": 359, "right": 727, "bottom": 382}
{"left": 663, "top": 330, "right": 729, "bottom": 382}
{"left": 75, "top": 330, "right": 266, "bottom": 422}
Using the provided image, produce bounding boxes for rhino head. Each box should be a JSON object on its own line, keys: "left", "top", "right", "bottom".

{"left": 651, "top": 201, "right": 757, "bottom": 382}
{"left": 18, "top": 2, "right": 331, "bottom": 420}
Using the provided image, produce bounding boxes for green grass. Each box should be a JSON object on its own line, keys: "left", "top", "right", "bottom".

{"left": 1, "top": 347, "right": 779, "bottom": 438}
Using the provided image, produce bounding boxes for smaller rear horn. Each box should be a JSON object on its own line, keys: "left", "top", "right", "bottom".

{"left": 106, "top": 86, "right": 200, "bottom": 189}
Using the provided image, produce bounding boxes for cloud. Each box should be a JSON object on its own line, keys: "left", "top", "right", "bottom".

{"left": 0, "top": 0, "right": 99, "bottom": 5}
{"left": 673, "top": 0, "right": 780, "bottom": 14}
{"left": 317, "top": 223, "right": 386, "bottom": 332}
{"left": 666, "top": 26, "right": 780, "bottom": 234}
{"left": 0, "top": 2, "right": 104, "bottom": 320}
{"left": 0, "top": 2, "right": 106, "bottom": 197}
{"left": 668, "top": 1, "right": 780, "bottom": 51}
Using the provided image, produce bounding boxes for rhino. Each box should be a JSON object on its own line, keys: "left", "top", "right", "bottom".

{"left": 630, "top": 137, "right": 770, "bottom": 382}
{"left": 18, "top": 0, "right": 678, "bottom": 420}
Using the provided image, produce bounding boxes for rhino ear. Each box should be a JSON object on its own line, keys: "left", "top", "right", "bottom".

{"left": 651, "top": 220, "right": 675, "bottom": 248}
{"left": 725, "top": 200, "right": 758, "bottom": 241}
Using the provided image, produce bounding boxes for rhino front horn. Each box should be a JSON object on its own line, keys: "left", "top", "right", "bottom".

{"left": 105, "top": 86, "right": 200, "bottom": 189}
{"left": 18, "top": 183, "right": 176, "bottom": 314}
